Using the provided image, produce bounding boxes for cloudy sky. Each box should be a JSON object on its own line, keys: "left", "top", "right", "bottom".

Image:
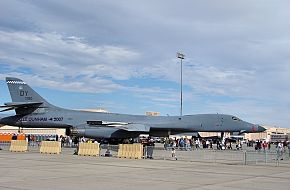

{"left": 0, "top": 0, "right": 289, "bottom": 128}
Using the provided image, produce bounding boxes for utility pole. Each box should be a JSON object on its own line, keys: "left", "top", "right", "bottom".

{"left": 177, "top": 52, "right": 185, "bottom": 117}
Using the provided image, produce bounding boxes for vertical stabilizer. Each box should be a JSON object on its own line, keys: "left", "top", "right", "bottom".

{"left": 5, "top": 77, "right": 56, "bottom": 113}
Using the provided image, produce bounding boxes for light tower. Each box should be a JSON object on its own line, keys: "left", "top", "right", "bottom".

{"left": 177, "top": 52, "right": 185, "bottom": 117}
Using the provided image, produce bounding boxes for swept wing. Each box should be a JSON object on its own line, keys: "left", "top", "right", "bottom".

{"left": 86, "top": 120, "right": 150, "bottom": 132}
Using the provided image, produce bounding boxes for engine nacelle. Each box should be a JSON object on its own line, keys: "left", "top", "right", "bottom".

{"left": 67, "top": 124, "right": 141, "bottom": 139}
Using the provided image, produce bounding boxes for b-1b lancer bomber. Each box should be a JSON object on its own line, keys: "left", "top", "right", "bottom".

{"left": 0, "top": 77, "right": 265, "bottom": 139}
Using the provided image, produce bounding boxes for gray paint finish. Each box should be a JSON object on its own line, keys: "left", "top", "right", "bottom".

{"left": 0, "top": 77, "right": 265, "bottom": 139}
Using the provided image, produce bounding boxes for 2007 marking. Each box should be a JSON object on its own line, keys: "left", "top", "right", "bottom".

{"left": 53, "top": 117, "right": 63, "bottom": 121}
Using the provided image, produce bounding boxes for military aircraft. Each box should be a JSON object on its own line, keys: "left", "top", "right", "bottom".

{"left": 0, "top": 77, "right": 265, "bottom": 139}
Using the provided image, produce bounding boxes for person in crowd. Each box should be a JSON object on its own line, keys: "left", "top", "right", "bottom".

{"left": 195, "top": 138, "right": 200, "bottom": 150}
{"left": 206, "top": 140, "right": 210, "bottom": 149}
{"left": 217, "top": 140, "right": 221, "bottom": 150}
{"left": 27, "top": 134, "right": 31, "bottom": 146}
{"left": 171, "top": 141, "right": 177, "bottom": 160}
{"left": 73, "top": 136, "right": 79, "bottom": 146}
{"left": 276, "top": 142, "right": 284, "bottom": 160}
{"left": 164, "top": 138, "right": 169, "bottom": 150}
{"left": 287, "top": 142, "right": 290, "bottom": 158}
{"left": 179, "top": 138, "right": 185, "bottom": 150}
{"left": 228, "top": 141, "right": 232, "bottom": 149}
{"left": 185, "top": 138, "right": 191, "bottom": 151}
{"left": 262, "top": 141, "right": 267, "bottom": 152}
{"left": 61, "top": 136, "right": 65, "bottom": 147}
{"left": 146, "top": 138, "right": 155, "bottom": 159}
{"left": 268, "top": 142, "right": 271, "bottom": 150}
{"left": 209, "top": 140, "right": 213, "bottom": 149}
{"left": 236, "top": 141, "right": 242, "bottom": 150}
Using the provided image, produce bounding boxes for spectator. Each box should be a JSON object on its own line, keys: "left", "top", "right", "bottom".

{"left": 262, "top": 141, "right": 267, "bottom": 152}
{"left": 12, "top": 134, "right": 17, "bottom": 140}
{"left": 171, "top": 142, "right": 177, "bottom": 160}
{"left": 217, "top": 140, "right": 221, "bottom": 150}
{"left": 276, "top": 142, "right": 284, "bottom": 160}
{"left": 206, "top": 140, "right": 210, "bottom": 149}
{"left": 146, "top": 138, "right": 155, "bottom": 159}
{"left": 287, "top": 142, "right": 290, "bottom": 158}
{"left": 185, "top": 138, "right": 191, "bottom": 151}
{"left": 27, "top": 134, "right": 31, "bottom": 146}
{"left": 179, "top": 138, "right": 185, "bottom": 150}
{"left": 195, "top": 139, "right": 200, "bottom": 150}
{"left": 209, "top": 141, "right": 213, "bottom": 149}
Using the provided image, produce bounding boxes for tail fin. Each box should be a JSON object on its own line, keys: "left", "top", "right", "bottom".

{"left": 5, "top": 77, "right": 56, "bottom": 114}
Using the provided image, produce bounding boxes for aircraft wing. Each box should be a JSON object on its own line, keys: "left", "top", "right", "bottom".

{"left": 115, "top": 123, "right": 150, "bottom": 132}
{"left": 0, "top": 102, "right": 43, "bottom": 112}
{"left": 87, "top": 120, "right": 150, "bottom": 132}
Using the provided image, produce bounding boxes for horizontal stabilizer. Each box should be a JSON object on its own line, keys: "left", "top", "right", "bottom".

{"left": 0, "top": 102, "right": 43, "bottom": 112}
{"left": 0, "top": 107, "right": 16, "bottom": 112}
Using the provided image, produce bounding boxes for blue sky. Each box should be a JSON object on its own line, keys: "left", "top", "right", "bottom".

{"left": 0, "top": 0, "right": 289, "bottom": 128}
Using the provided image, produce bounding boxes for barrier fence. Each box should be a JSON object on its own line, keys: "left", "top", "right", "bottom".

{"left": 78, "top": 143, "right": 100, "bottom": 156}
{"left": 1, "top": 141, "right": 289, "bottom": 166}
{"left": 117, "top": 144, "right": 143, "bottom": 159}
{"left": 9, "top": 140, "right": 28, "bottom": 152}
{"left": 40, "top": 141, "right": 61, "bottom": 154}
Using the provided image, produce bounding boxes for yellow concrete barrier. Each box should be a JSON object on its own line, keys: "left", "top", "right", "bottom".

{"left": 78, "top": 143, "right": 100, "bottom": 156}
{"left": 9, "top": 140, "right": 28, "bottom": 152}
{"left": 133, "top": 144, "right": 143, "bottom": 159}
{"left": 117, "top": 144, "right": 124, "bottom": 158}
{"left": 40, "top": 141, "right": 61, "bottom": 154}
{"left": 118, "top": 143, "right": 143, "bottom": 159}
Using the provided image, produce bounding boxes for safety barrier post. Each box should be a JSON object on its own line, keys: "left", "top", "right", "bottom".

{"left": 40, "top": 141, "right": 61, "bottom": 154}
{"left": 124, "top": 144, "right": 129, "bottom": 158}
{"left": 78, "top": 143, "right": 84, "bottom": 155}
{"left": 117, "top": 144, "right": 123, "bottom": 158}
{"left": 117, "top": 144, "right": 143, "bottom": 159}
{"left": 129, "top": 144, "right": 133, "bottom": 158}
{"left": 77, "top": 143, "right": 100, "bottom": 156}
{"left": 9, "top": 140, "right": 28, "bottom": 152}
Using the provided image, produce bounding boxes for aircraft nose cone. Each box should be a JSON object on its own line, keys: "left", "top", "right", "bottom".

{"left": 249, "top": 124, "right": 266, "bottom": 132}
{"left": 257, "top": 125, "right": 266, "bottom": 132}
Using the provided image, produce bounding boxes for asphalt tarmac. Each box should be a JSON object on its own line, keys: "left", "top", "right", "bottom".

{"left": 0, "top": 149, "right": 289, "bottom": 190}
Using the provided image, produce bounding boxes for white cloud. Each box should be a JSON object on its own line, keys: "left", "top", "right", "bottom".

{"left": 0, "top": 0, "right": 289, "bottom": 127}
{"left": 0, "top": 30, "right": 141, "bottom": 81}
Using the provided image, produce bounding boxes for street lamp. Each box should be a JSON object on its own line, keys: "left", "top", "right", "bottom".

{"left": 177, "top": 52, "right": 185, "bottom": 117}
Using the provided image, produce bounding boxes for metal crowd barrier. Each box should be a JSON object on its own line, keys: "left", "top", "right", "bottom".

{"left": 142, "top": 146, "right": 286, "bottom": 166}
{"left": 1, "top": 141, "right": 289, "bottom": 166}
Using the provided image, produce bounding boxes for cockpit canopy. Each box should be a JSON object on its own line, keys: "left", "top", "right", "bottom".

{"left": 232, "top": 116, "right": 241, "bottom": 121}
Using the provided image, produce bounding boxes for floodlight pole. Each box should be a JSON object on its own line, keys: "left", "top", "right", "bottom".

{"left": 177, "top": 52, "right": 185, "bottom": 117}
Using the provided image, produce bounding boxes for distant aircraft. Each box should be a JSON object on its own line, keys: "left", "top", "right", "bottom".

{"left": 0, "top": 77, "right": 265, "bottom": 139}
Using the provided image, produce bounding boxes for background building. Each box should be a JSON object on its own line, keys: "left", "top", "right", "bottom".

{"left": 244, "top": 125, "right": 290, "bottom": 142}
{"left": 145, "top": 112, "right": 160, "bottom": 116}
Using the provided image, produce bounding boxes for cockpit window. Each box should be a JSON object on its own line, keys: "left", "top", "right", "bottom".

{"left": 232, "top": 116, "right": 240, "bottom": 121}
